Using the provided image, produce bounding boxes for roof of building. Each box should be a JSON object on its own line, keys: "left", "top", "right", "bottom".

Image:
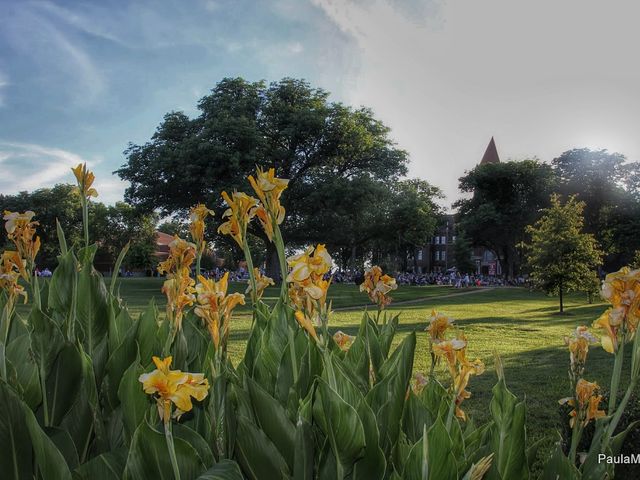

{"left": 480, "top": 137, "right": 500, "bottom": 165}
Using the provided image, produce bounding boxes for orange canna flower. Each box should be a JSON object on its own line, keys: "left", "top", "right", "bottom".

{"left": 245, "top": 268, "right": 274, "bottom": 300}
{"left": 3, "top": 210, "right": 41, "bottom": 266}
{"left": 194, "top": 272, "right": 245, "bottom": 349}
{"left": 360, "top": 266, "right": 397, "bottom": 308}
{"left": 71, "top": 163, "right": 98, "bottom": 199}
{"left": 218, "top": 191, "right": 258, "bottom": 247}
{"left": 426, "top": 309, "right": 455, "bottom": 341}
{"left": 139, "top": 356, "right": 209, "bottom": 423}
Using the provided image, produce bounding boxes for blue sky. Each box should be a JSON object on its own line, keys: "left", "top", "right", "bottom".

{"left": 1, "top": 0, "right": 639, "bottom": 204}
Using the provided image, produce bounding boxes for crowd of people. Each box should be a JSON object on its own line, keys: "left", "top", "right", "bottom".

{"left": 159, "top": 265, "right": 526, "bottom": 288}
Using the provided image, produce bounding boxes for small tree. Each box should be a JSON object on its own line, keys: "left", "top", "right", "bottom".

{"left": 525, "top": 194, "right": 603, "bottom": 312}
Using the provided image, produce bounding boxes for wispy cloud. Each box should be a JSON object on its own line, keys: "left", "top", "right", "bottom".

{"left": 0, "top": 72, "right": 7, "bottom": 107}
{"left": 0, "top": 141, "right": 128, "bottom": 204}
{"left": 31, "top": 0, "right": 127, "bottom": 46}
{"left": 2, "top": 2, "right": 106, "bottom": 104}
{"left": 0, "top": 141, "right": 87, "bottom": 192}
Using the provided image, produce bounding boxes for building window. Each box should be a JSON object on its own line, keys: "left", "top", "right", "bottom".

{"left": 441, "top": 251, "right": 446, "bottom": 261}
{"left": 417, "top": 250, "right": 423, "bottom": 261}
{"left": 434, "top": 236, "right": 439, "bottom": 245}
{"left": 452, "top": 235, "right": 457, "bottom": 242}
{"left": 435, "top": 251, "right": 440, "bottom": 261}
{"left": 441, "top": 236, "right": 447, "bottom": 244}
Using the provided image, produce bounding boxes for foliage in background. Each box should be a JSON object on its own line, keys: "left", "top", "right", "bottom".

{"left": 115, "top": 77, "right": 442, "bottom": 275}
{"left": 455, "top": 159, "right": 557, "bottom": 279}
{"left": 0, "top": 185, "right": 158, "bottom": 271}
{"left": 525, "top": 195, "right": 603, "bottom": 312}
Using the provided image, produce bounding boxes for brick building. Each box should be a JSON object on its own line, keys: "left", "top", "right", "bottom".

{"left": 411, "top": 138, "right": 503, "bottom": 275}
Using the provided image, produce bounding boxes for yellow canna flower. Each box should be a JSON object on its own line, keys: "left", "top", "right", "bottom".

{"left": 247, "top": 167, "right": 289, "bottom": 230}
{"left": 139, "top": 356, "right": 209, "bottom": 423}
{"left": 426, "top": 309, "right": 455, "bottom": 341}
{"left": 3, "top": 211, "right": 41, "bottom": 266}
{"left": 432, "top": 337, "right": 467, "bottom": 379}
{"left": 245, "top": 268, "right": 274, "bottom": 300}
{"left": 218, "top": 191, "right": 258, "bottom": 247}
{"left": 412, "top": 372, "right": 429, "bottom": 395}
{"left": 71, "top": 163, "right": 98, "bottom": 199}
{"left": 254, "top": 206, "right": 274, "bottom": 242}
{"left": 598, "top": 267, "right": 640, "bottom": 339}
{"left": 286, "top": 245, "right": 334, "bottom": 340}
{"left": 189, "top": 203, "right": 214, "bottom": 252}
{"left": 432, "top": 333, "right": 484, "bottom": 421}
{"left": 592, "top": 308, "right": 621, "bottom": 354}
{"left": 559, "top": 379, "right": 605, "bottom": 428}
{"left": 0, "top": 251, "right": 28, "bottom": 306}
{"left": 564, "top": 325, "right": 598, "bottom": 367}
{"left": 294, "top": 310, "right": 319, "bottom": 342}
{"left": 333, "top": 330, "right": 355, "bottom": 351}
{"left": 157, "top": 236, "right": 197, "bottom": 329}
{"left": 360, "top": 266, "right": 397, "bottom": 308}
{"left": 194, "top": 273, "right": 245, "bottom": 349}
{"left": 158, "top": 237, "right": 197, "bottom": 277}
{"left": 453, "top": 356, "right": 485, "bottom": 421}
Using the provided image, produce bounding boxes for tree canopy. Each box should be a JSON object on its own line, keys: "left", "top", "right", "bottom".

{"left": 552, "top": 148, "right": 640, "bottom": 269}
{"left": 0, "top": 186, "right": 157, "bottom": 271}
{"left": 116, "top": 77, "right": 440, "bottom": 272}
{"left": 455, "top": 159, "right": 557, "bottom": 278}
{"left": 524, "top": 195, "right": 603, "bottom": 312}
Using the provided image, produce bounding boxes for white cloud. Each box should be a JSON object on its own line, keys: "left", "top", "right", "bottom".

{"left": 313, "top": 0, "right": 640, "bottom": 205}
{"left": 0, "top": 142, "right": 127, "bottom": 204}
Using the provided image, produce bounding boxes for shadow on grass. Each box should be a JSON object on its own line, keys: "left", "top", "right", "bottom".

{"left": 464, "top": 342, "right": 635, "bottom": 475}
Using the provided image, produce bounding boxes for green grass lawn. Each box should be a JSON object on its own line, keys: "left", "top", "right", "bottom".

{"left": 115, "top": 278, "right": 633, "bottom": 471}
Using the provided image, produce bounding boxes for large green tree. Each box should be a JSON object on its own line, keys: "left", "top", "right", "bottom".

{"left": 116, "top": 77, "right": 410, "bottom": 275}
{"left": 524, "top": 195, "right": 603, "bottom": 312}
{"left": 455, "top": 159, "right": 557, "bottom": 279}
{"left": 552, "top": 148, "right": 640, "bottom": 268}
{"left": 89, "top": 202, "right": 158, "bottom": 271}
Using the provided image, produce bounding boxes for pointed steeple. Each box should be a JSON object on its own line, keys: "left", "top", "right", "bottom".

{"left": 480, "top": 137, "right": 500, "bottom": 165}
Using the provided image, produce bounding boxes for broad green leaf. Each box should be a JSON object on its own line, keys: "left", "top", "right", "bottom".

{"left": 293, "top": 416, "right": 314, "bottom": 480}
{"left": 45, "top": 426, "right": 79, "bottom": 470}
{"left": 485, "top": 376, "right": 528, "bottom": 480}
{"left": 403, "top": 419, "right": 458, "bottom": 480}
{"left": 235, "top": 415, "right": 291, "bottom": 480}
{"left": 538, "top": 442, "right": 580, "bottom": 480}
{"left": 123, "top": 420, "right": 206, "bottom": 480}
{"left": 42, "top": 342, "right": 83, "bottom": 426}
{"left": 313, "top": 377, "right": 366, "bottom": 470}
{"left": 73, "top": 449, "right": 128, "bottom": 480}
{"left": 0, "top": 381, "right": 34, "bottom": 479}
{"left": 247, "top": 377, "right": 296, "bottom": 469}
{"left": 173, "top": 423, "right": 215, "bottom": 469}
{"left": 195, "top": 460, "right": 244, "bottom": 480}
{"left": 24, "top": 402, "right": 72, "bottom": 479}
{"left": 117, "top": 355, "right": 148, "bottom": 443}
{"left": 109, "top": 242, "right": 130, "bottom": 296}
{"left": 6, "top": 333, "right": 41, "bottom": 408}
{"left": 60, "top": 348, "right": 101, "bottom": 464}
{"left": 136, "top": 300, "right": 160, "bottom": 361}
{"left": 76, "top": 261, "right": 110, "bottom": 372}
{"left": 48, "top": 250, "right": 77, "bottom": 317}
{"left": 105, "top": 319, "right": 139, "bottom": 408}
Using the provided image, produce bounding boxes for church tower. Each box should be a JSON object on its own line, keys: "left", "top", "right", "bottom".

{"left": 480, "top": 137, "right": 500, "bottom": 165}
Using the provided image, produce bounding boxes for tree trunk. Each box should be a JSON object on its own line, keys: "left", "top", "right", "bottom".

{"left": 559, "top": 278, "right": 564, "bottom": 313}
{"left": 265, "top": 243, "right": 281, "bottom": 282}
